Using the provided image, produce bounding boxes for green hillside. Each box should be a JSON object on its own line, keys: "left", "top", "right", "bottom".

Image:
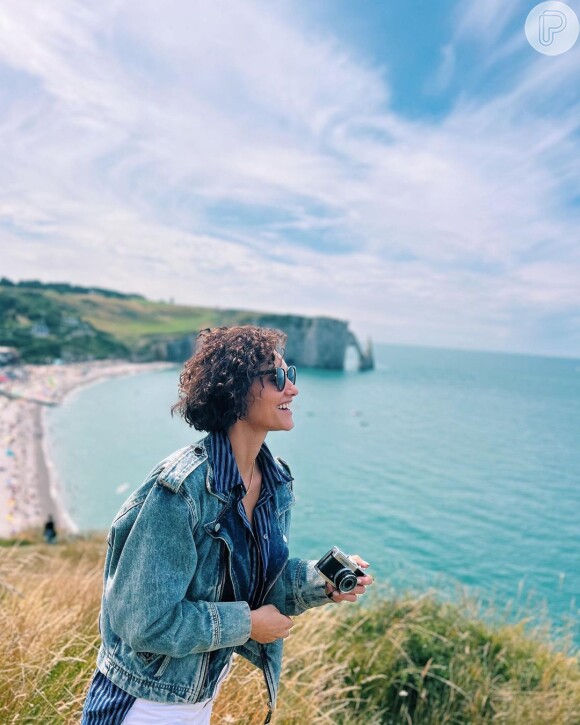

{"left": 59, "top": 293, "right": 247, "bottom": 343}
{"left": 0, "top": 279, "right": 264, "bottom": 363}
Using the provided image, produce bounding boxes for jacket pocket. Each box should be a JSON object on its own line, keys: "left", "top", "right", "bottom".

{"left": 136, "top": 651, "right": 172, "bottom": 678}
{"left": 154, "top": 655, "right": 171, "bottom": 678}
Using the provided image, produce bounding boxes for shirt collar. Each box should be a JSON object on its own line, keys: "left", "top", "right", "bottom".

{"left": 208, "top": 430, "right": 289, "bottom": 495}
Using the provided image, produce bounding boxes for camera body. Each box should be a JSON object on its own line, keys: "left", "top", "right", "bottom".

{"left": 315, "top": 546, "right": 365, "bottom": 594}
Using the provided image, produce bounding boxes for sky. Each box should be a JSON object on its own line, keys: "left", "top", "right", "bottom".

{"left": 1, "top": 0, "right": 580, "bottom": 358}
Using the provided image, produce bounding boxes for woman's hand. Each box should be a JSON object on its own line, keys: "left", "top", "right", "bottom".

{"left": 250, "top": 604, "right": 295, "bottom": 643}
{"left": 325, "top": 554, "right": 373, "bottom": 603}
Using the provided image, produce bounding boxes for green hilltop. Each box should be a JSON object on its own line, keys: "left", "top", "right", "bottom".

{"left": 0, "top": 278, "right": 287, "bottom": 363}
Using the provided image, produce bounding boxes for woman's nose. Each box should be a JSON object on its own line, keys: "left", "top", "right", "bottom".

{"left": 287, "top": 379, "right": 299, "bottom": 396}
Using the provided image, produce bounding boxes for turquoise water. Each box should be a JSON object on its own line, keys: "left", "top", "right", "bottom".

{"left": 46, "top": 345, "right": 580, "bottom": 641}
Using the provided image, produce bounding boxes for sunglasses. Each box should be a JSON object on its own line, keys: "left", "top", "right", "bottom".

{"left": 257, "top": 365, "right": 297, "bottom": 392}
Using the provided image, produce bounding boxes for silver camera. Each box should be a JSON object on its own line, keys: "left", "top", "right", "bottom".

{"left": 315, "top": 546, "right": 365, "bottom": 594}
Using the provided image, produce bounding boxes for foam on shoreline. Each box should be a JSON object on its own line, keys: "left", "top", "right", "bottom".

{"left": 40, "top": 405, "right": 79, "bottom": 535}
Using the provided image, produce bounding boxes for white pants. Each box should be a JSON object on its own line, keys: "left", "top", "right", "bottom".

{"left": 123, "top": 659, "right": 232, "bottom": 724}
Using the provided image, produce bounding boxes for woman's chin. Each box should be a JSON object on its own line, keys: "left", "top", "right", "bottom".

{"left": 271, "top": 420, "right": 294, "bottom": 432}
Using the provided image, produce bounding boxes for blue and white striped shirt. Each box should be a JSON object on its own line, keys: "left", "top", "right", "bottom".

{"left": 82, "top": 669, "right": 135, "bottom": 724}
{"left": 208, "top": 430, "right": 291, "bottom": 608}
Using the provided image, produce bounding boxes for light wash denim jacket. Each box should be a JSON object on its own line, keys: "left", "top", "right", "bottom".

{"left": 96, "top": 434, "right": 329, "bottom": 718}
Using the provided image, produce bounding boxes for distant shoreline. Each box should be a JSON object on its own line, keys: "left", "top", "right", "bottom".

{"left": 0, "top": 360, "right": 173, "bottom": 539}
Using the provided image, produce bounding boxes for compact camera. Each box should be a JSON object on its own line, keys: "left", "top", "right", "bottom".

{"left": 315, "top": 546, "right": 365, "bottom": 594}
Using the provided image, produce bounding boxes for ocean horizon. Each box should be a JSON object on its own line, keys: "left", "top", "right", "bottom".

{"left": 45, "top": 343, "right": 580, "bottom": 643}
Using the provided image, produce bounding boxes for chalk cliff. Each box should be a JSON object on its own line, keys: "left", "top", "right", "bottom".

{"left": 143, "top": 314, "right": 373, "bottom": 371}
{"left": 253, "top": 314, "right": 350, "bottom": 370}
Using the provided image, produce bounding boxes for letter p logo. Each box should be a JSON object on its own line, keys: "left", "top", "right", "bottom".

{"left": 526, "top": 2, "right": 579, "bottom": 55}
{"left": 539, "top": 10, "right": 567, "bottom": 45}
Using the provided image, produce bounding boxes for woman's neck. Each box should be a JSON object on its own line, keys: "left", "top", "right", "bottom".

{"left": 226, "top": 423, "right": 266, "bottom": 478}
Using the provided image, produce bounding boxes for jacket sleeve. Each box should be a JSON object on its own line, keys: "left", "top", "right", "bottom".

{"left": 105, "top": 483, "right": 252, "bottom": 657}
{"left": 283, "top": 557, "right": 330, "bottom": 616}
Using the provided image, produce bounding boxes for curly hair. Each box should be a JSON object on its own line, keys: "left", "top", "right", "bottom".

{"left": 171, "top": 325, "right": 287, "bottom": 432}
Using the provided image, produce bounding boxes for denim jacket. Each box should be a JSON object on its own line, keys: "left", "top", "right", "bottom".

{"left": 96, "top": 434, "right": 329, "bottom": 718}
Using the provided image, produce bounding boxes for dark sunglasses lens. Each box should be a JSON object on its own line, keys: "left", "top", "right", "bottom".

{"left": 288, "top": 366, "right": 297, "bottom": 385}
{"left": 276, "top": 367, "right": 285, "bottom": 391}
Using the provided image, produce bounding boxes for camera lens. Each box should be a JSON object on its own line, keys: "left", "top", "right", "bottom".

{"left": 335, "top": 568, "right": 358, "bottom": 593}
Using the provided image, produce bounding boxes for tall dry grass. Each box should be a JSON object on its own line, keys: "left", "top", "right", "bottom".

{"left": 0, "top": 535, "right": 357, "bottom": 724}
{"left": 1, "top": 536, "right": 579, "bottom": 724}
{"left": 0, "top": 535, "right": 103, "bottom": 723}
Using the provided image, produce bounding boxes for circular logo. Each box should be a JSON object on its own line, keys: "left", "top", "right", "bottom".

{"left": 525, "top": 1, "right": 579, "bottom": 55}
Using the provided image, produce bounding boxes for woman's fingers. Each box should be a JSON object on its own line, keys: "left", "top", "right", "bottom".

{"left": 349, "top": 554, "right": 370, "bottom": 568}
{"left": 332, "top": 591, "right": 357, "bottom": 602}
{"left": 325, "top": 555, "right": 373, "bottom": 603}
{"left": 331, "top": 581, "right": 372, "bottom": 601}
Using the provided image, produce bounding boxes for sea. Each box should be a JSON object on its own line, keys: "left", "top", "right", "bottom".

{"left": 45, "top": 344, "right": 580, "bottom": 644}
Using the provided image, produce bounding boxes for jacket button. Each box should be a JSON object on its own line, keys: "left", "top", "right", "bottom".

{"left": 214, "top": 523, "right": 221, "bottom": 532}
{"left": 194, "top": 446, "right": 203, "bottom": 455}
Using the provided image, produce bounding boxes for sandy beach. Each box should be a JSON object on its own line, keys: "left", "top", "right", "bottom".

{"left": 0, "top": 360, "right": 172, "bottom": 540}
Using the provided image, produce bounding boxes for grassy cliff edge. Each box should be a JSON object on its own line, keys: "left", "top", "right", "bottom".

{"left": 1, "top": 536, "right": 579, "bottom": 724}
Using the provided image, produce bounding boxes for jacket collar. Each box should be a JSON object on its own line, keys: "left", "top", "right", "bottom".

{"left": 157, "top": 433, "right": 293, "bottom": 507}
{"left": 206, "top": 431, "right": 292, "bottom": 498}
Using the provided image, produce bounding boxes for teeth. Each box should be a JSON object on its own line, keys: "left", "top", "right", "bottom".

{"left": 277, "top": 404, "right": 290, "bottom": 410}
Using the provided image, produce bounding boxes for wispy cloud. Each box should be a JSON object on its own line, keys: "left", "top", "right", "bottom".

{"left": 454, "top": 0, "right": 526, "bottom": 47}
{"left": 1, "top": 0, "right": 579, "bottom": 356}
{"left": 426, "top": 44, "right": 456, "bottom": 94}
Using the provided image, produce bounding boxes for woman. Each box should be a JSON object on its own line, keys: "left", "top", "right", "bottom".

{"left": 82, "top": 325, "right": 371, "bottom": 724}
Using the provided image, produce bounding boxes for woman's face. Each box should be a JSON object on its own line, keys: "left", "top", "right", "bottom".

{"left": 244, "top": 353, "right": 299, "bottom": 433}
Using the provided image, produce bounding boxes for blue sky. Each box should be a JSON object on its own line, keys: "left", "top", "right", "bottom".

{"left": 1, "top": 0, "right": 580, "bottom": 357}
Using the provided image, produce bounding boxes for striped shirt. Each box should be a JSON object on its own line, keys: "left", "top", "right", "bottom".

{"left": 208, "top": 430, "right": 291, "bottom": 608}
{"left": 82, "top": 669, "right": 135, "bottom": 724}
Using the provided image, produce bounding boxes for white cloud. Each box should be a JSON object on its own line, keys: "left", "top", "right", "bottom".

{"left": 426, "top": 44, "right": 456, "bottom": 94}
{"left": 454, "top": 0, "right": 526, "bottom": 47}
{"left": 1, "top": 0, "right": 579, "bottom": 357}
